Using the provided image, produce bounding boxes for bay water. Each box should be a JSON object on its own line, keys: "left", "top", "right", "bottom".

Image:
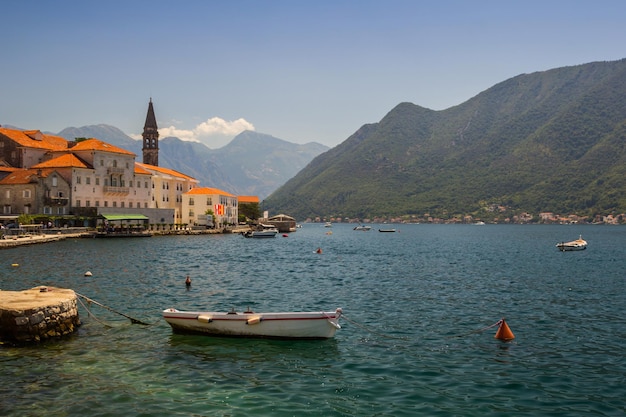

{"left": 1, "top": 224, "right": 624, "bottom": 416}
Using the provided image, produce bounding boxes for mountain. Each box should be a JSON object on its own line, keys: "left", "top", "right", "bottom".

{"left": 263, "top": 59, "right": 626, "bottom": 222}
{"left": 57, "top": 126, "right": 328, "bottom": 199}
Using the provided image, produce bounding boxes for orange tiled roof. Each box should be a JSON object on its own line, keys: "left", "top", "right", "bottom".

{"left": 32, "top": 153, "right": 90, "bottom": 169}
{"left": 0, "top": 168, "right": 58, "bottom": 185}
{"left": 70, "top": 138, "right": 135, "bottom": 156}
{"left": 136, "top": 162, "right": 197, "bottom": 181}
{"left": 185, "top": 187, "right": 234, "bottom": 197}
{"left": 134, "top": 163, "right": 152, "bottom": 175}
{"left": 238, "top": 195, "right": 260, "bottom": 203}
{"left": 0, "top": 127, "right": 68, "bottom": 151}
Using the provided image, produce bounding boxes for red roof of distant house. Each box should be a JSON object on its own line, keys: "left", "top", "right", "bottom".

{"left": 70, "top": 138, "right": 135, "bottom": 156}
{"left": 0, "top": 128, "right": 68, "bottom": 151}
{"left": 0, "top": 168, "right": 59, "bottom": 185}
{"left": 238, "top": 195, "right": 259, "bottom": 203}
{"left": 136, "top": 162, "right": 197, "bottom": 181}
{"left": 32, "top": 153, "right": 91, "bottom": 169}
{"left": 185, "top": 187, "right": 234, "bottom": 197}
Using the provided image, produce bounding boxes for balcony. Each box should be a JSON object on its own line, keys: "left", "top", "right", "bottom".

{"left": 45, "top": 196, "right": 69, "bottom": 206}
{"left": 107, "top": 167, "right": 125, "bottom": 175}
{"left": 103, "top": 186, "right": 130, "bottom": 195}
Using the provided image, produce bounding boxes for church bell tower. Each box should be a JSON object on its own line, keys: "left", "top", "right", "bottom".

{"left": 142, "top": 98, "right": 159, "bottom": 166}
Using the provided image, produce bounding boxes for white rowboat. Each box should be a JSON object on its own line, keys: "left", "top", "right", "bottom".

{"left": 163, "top": 307, "right": 342, "bottom": 339}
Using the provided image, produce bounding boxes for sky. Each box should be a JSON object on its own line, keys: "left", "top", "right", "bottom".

{"left": 1, "top": 1, "right": 625, "bottom": 149}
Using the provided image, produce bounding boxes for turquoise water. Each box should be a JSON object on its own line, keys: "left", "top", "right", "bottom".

{"left": 1, "top": 224, "right": 624, "bottom": 416}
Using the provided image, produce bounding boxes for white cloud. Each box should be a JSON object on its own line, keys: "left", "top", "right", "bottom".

{"left": 129, "top": 117, "right": 255, "bottom": 147}
{"left": 157, "top": 117, "right": 255, "bottom": 148}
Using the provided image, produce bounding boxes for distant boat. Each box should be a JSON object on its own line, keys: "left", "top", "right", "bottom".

{"left": 474, "top": 221, "right": 485, "bottom": 225}
{"left": 556, "top": 235, "right": 587, "bottom": 251}
{"left": 378, "top": 228, "right": 396, "bottom": 233}
{"left": 353, "top": 225, "right": 371, "bottom": 231}
{"left": 242, "top": 224, "right": 278, "bottom": 238}
{"left": 162, "top": 307, "right": 343, "bottom": 339}
{"left": 324, "top": 222, "right": 332, "bottom": 228}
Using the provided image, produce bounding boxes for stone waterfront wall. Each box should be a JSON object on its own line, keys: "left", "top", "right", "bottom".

{"left": 0, "top": 294, "right": 81, "bottom": 344}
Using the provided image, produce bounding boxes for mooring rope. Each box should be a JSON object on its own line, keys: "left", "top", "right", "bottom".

{"left": 75, "top": 292, "right": 151, "bottom": 325}
{"left": 341, "top": 314, "right": 409, "bottom": 340}
{"left": 448, "top": 319, "right": 503, "bottom": 338}
{"left": 76, "top": 295, "right": 113, "bottom": 328}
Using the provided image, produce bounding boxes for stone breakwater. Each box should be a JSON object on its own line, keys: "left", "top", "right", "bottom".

{"left": 0, "top": 286, "right": 80, "bottom": 344}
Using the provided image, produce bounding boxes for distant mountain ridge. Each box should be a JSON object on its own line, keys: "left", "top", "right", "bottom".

{"left": 56, "top": 126, "right": 328, "bottom": 199}
{"left": 264, "top": 59, "right": 626, "bottom": 222}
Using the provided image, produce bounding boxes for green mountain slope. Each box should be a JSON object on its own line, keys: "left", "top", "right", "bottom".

{"left": 264, "top": 59, "right": 626, "bottom": 222}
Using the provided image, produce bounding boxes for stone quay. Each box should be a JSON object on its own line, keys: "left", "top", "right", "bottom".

{"left": 0, "top": 286, "right": 80, "bottom": 344}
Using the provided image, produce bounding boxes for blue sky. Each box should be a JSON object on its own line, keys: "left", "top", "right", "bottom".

{"left": 1, "top": 1, "right": 625, "bottom": 148}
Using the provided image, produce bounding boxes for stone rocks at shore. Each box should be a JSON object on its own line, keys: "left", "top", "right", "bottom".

{"left": 0, "top": 286, "right": 80, "bottom": 344}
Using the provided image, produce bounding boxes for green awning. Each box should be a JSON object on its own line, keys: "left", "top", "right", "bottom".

{"left": 101, "top": 214, "right": 149, "bottom": 221}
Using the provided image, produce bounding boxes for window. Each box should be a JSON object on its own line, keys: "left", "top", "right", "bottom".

{"left": 86, "top": 201, "right": 91, "bottom": 207}
{"left": 52, "top": 175, "right": 58, "bottom": 187}
{"left": 44, "top": 207, "right": 51, "bottom": 214}
{"left": 113, "top": 201, "right": 117, "bottom": 207}
{"left": 86, "top": 177, "right": 91, "bottom": 185}
{"left": 3, "top": 205, "right": 11, "bottom": 214}
{"left": 189, "top": 198, "right": 195, "bottom": 206}
{"left": 96, "top": 178, "right": 100, "bottom": 185}
{"left": 96, "top": 201, "right": 100, "bottom": 207}
{"left": 100, "top": 160, "right": 104, "bottom": 166}
{"left": 76, "top": 200, "right": 81, "bottom": 207}
{"left": 76, "top": 176, "right": 81, "bottom": 184}
{"left": 4, "top": 190, "right": 9, "bottom": 199}
{"left": 121, "top": 202, "right": 125, "bottom": 208}
{"left": 104, "top": 201, "right": 108, "bottom": 207}
{"left": 113, "top": 160, "right": 118, "bottom": 167}
{"left": 23, "top": 190, "right": 31, "bottom": 198}
{"left": 129, "top": 202, "right": 133, "bottom": 208}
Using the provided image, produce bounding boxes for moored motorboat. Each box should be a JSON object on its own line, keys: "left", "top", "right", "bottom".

{"left": 162, "top": 307, "right": 343, "bottom": 339}
{"left": 353, "top": 225, "right": 371, "bottom": 231}
{"left": 242, "top": 223, "right": 279, "bottom": 238}
{"left": 556, "top": 235, "right": 587, "bottom": 251}
{"left": 378, "top": 228, "right": 396, "bottom": 232}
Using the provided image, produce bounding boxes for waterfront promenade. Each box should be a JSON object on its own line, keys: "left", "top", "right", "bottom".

{"left": 0, "top": 226, "right": 251, "bottom": 249}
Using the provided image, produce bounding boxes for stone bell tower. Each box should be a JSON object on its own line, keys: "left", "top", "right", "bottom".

{"left": 142, "top": 98, "right": 159, "bottom": 166}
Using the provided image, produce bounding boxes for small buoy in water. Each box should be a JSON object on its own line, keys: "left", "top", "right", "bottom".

{"left": 12, "top": 263, "right": 19, "bottom": 267}
{"left": 84, "top": 271, "right": 93, "bottom": 277}
{"left": 495, "top": 318, "right": 515, "bottom": 341}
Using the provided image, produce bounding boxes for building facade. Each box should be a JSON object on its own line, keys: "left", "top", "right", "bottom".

{"left": 182, "top": 187, "right": 238, "bottom": 228}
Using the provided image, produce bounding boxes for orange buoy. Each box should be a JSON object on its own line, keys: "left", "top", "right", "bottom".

{"left": 495, "top": 318, "right": 515, "bottom": 341}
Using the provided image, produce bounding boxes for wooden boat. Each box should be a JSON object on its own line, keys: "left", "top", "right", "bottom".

{"left": 162, "top": 307, "right": 343, "bottom": 339}
{"left": 556, "top": 235, "right": 587, "bottom": 251}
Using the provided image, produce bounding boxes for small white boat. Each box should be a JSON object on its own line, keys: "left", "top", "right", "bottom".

{"left": 353, "top": 225, "right": 371, "bottom": 231}
{"left": 162, "top": 307, "right": 343, "bottom": 339}
{"left": 378, "top": 228, "right": 396, "bottom": 233}
{"left": 324, "top": 222, "right": 332, "bottom": 228}
{"left": 556, "top": 235, "right": 587, "bottom": 251}
{"left": 242, "top": 224, "right": 278, "bottom": 238}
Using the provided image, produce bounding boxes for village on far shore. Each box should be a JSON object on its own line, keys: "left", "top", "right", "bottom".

{"left": 0, "top": 99, "right": 299, "bottom": 241}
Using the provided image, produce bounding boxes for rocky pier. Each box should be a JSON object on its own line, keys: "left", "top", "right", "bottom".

{"left": 0, "top": 286, "right": 80, "bottom": 344}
